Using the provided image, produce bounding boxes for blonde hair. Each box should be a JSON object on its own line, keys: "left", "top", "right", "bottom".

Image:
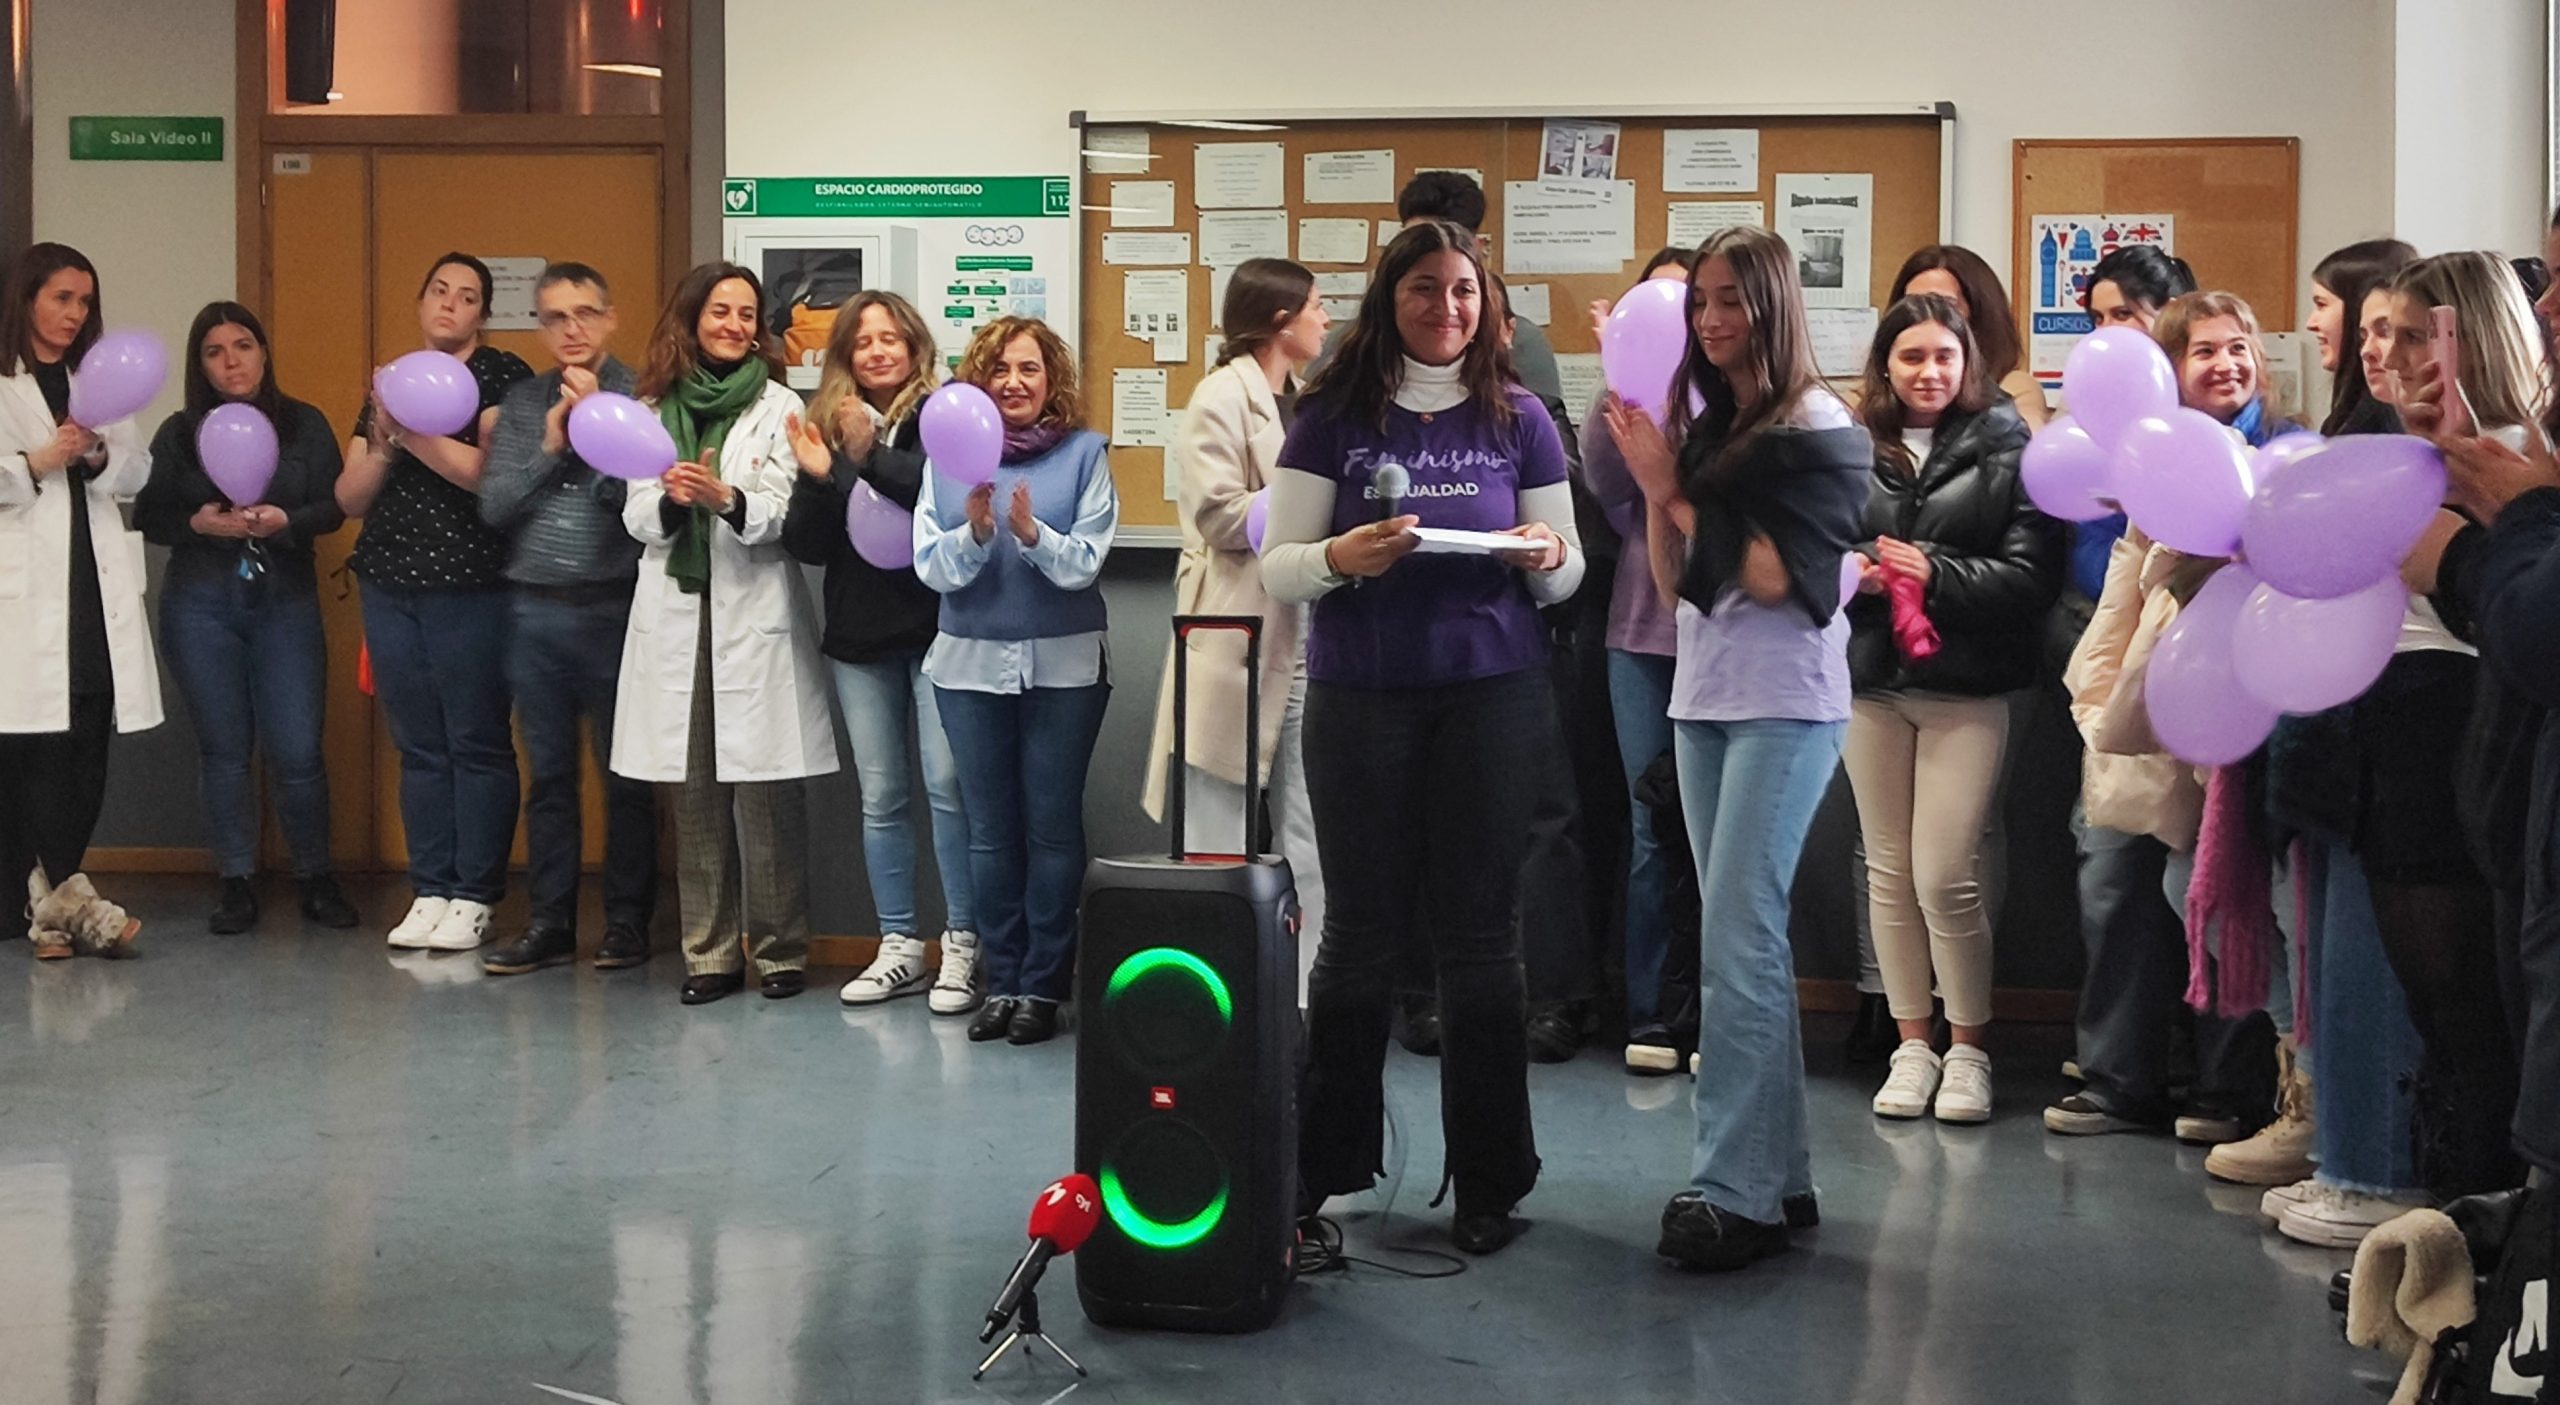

{"left": 956, "top": 316, "right": 1084, "bottom": 429}
{"left": 808, "top": 291, "right": 939, "bottom": 446}
{"left": 2151, "top": 291, "right": 2270, "bottom": 414}
{"left": 2391, "top": 252, "right": 2546, "bottom": 435}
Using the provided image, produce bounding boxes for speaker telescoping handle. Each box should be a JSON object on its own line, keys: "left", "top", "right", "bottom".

{"left": 1167, "top": 614, "right": 1264, "bottom": 863}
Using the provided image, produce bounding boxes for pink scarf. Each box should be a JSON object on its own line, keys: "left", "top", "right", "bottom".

{"left": 1883, "top": 560, "right": 1940, "bottom": 664}
{"left": 2183, "top": 765, "right": 2276, "bottom": 1017}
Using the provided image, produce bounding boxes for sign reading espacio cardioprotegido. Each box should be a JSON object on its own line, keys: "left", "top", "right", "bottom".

{"left": 722, "top": 177, "right": 1072, "bottom": 220}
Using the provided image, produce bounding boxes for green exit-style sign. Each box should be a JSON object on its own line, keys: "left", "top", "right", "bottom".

{"left": 69, "top": 116, "right": 223, "bottom": 162}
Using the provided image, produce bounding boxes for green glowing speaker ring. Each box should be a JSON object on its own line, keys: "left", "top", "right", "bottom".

{"left": 1100, "top": 1163, "right": 1230, "bottom": 1250}
{"left": 1103, "top": 946, "right": 1234, "bottom": 1023}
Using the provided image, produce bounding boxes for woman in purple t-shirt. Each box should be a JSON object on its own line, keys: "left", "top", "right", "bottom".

{"left": 1263, "top": 220, "right": 1584, "bottom": 1256}
{"left": 1603, "top": 225, "right": 1874, "bottom": 1272}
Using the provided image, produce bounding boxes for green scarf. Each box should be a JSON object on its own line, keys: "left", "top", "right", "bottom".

{"left": 658, "top": 358, "right": 772, "bottom": 595}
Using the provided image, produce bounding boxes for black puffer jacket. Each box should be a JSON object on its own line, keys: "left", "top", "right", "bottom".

{"left": 780, "top": 415, "right": 941, "bottom": 664}
{"left": 1846, "top": 398, "right": 2065, "bottom": 696}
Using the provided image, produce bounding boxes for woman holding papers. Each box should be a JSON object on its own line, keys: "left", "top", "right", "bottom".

{"left": 1262, "top": 219, "right": 1582, "bottom": 1257}
{"left": 1601, "top": 225, "right": 1872, "bottom": 1272}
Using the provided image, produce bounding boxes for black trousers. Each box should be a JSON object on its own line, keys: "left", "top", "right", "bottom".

{"left": 1300, "top": 669, "right": 1549, "bottom": 1214}
{"left": 0, "top": 691, "right": 116, "bottom": 931}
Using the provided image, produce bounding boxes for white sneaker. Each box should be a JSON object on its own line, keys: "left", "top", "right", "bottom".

{"left": 840, "top": 935, "right": 931, "bottom": 1005}
{"left": 387, "top": 896, "right": 449, "bottom": 949}
{"left": 928, "top": 930, "right": 982, "bottom": 1015}
{"left": 2258, "top": 1178, "right": 2318, "bottom": 1221}
{"left": 1872, "top": 1040, "right": 1943, "bottom": 1120}
{"left": 2276, "top": 1185, "right": 2427, "bottom": 1249}
{"left": 1935, "top": 1046, "right": 1993, "bottom": 1124}
{"left": 423, "top": 899, "right": 492, "bottom": 951}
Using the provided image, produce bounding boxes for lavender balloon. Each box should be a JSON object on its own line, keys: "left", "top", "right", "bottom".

{"left": 2252, "top": 430, "right": 2326, "bottom": 480}
{"left": 2145, "top": 565, "right": 2278, "bottom": 766}
{"left": 1838, "top": 551, "right": 1865, "bottom": 610}
{"left": 373, "top": 349, "right": 479, "bottom": 436}
{"left": 2242, "top": 434, "right": 2447, "bottom": 600}
{"left": 1245, "top": 489, "right": 1271, "bottom": 554}
{"left": 567, "top": 392, "right": 679, "bottom": 481}
{"left": 920, "top": 382, "right": 1004, "bottom": 488}
{"left": 845, "top": 479, "right": 915, "bottom": 571}
{"left": 2112, "top": 408, "right": 2257, "bottom": 557}
{"left": 2230, "top": 572, "right": 2404, "bottom": 714}
{"left": 1601, "top": 279, "right": 1689, "bottom": 414}
{"left": 67, "top": 329, "right": 169, "bottom": 426}
{"left": 2020, "top": 415, "right": 2117, "bottom": 521}
{"left": 196, "top": 403, "right": 279, "bottom": 505}
{"left": 2061, "top": 326, "right": 2178, "bottom": 448}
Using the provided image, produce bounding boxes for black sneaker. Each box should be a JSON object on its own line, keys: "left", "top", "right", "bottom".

{"left": 2043, "top": 1093, "right": 2165, "bottom": 1136}
{"left": 209, "top": 877, "right": 259, "bottom": 935}
{"left": 1395, "top": 995, "right": 1443, "bottom": 1057}
{"left": 482, "top": 926, "right": 577, "bottom": 976}
{"left": 2173, "top": 1098, "right": 2247, "bottom": 1145}
{"left": 1782, "top": 1192, "right": 1820, "bottom": 1229}
{"left": 297, "top": 874, "right": 360, "bottom": 929}
{"left": 1657, "top": 1190, "right": 1789, "bottom": 1271}
{"left": 594, "top": 925, "right": 650, "bottom": 970}
{"left": 1526, "top": 1005, "right": 1583, "bottom": 1064}
{"left": 1843, "top": 992, "right": 1897, "bottom": 1064}
{"left": 1625, "top": 1024, "right": 1682, "bottom": 1075}
{"left": 1451, "top": 1209, "right": 1519, "bottom": 1255}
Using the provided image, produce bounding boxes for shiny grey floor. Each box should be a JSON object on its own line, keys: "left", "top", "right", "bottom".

{"left": 4, "top": 876, "right": 2387, "bottom": 1404}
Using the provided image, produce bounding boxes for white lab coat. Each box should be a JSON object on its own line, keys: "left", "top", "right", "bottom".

{"left": 0, "top": 371, "right": 162, "bottom": 734}
{"left": 609, "top": 379, "right": 839, "bottom": 783}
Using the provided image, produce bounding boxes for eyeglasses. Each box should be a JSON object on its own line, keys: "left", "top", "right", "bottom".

{"left": 536, "top": 306, "right": 611, "bottom": 331}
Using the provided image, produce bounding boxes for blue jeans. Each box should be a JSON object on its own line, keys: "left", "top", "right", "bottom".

{"left": 934, "top": 682, "right": 1108, "bottom": 1001}
{"left": 2305, "top": 839, "right": 2425, "bottom": 1195}
{"left": 361, "top": 581, "right": 518, "bottom": 904}
{"left": 509, "top": 590, "right": 657, "bottom": 934}
{"left": 158, "top": 576, "right": 333, "bottom": 878}
{"left": 831, "top": 654, "right": 974, "bottom": 937}
{"left": 1606, "top": 650, "right": 1677, "bottom": 1027}
{"left": 1677, "top": 716, "right": 1845, "bottom": 1224}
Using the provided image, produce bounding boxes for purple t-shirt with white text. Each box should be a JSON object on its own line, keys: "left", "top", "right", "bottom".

{"left": 1279, "top": 388, "right": 1567, "bottom": 689}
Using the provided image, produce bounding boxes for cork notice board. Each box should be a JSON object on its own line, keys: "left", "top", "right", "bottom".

{"left": 2011, "top": 138, "right": 2301, "bottom": 376}
{"left": 1080, "top": 109, "right": 1947, "bottom": 537}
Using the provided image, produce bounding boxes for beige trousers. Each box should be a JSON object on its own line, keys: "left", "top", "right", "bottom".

{"left": 1843, "top": 691, "right": 2010, "bottom": 1029}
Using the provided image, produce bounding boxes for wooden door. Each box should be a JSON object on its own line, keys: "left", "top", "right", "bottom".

{"left": 265, "top": 147, "right": 664, "bottom": 872}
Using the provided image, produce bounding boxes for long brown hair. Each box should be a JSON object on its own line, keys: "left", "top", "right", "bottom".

{"left": 1666, "top": 225, "right": 1824, "bottom": 476}
{"left": 1213, "top": 257, "right": 1316, "bottom": 368}
{"left": 809, "top": 290, "right": 939, "bottom": 443}
{"left": 181, "top": 301, "right": 285, "bottom": 424}
{"left": 0, "top": 242, "right": 102, "bottom": 377}
{"left": 955, "top": 316, "right": 1085, "bottom": 430}
{"left": 2312, "top": 239, "right": 2417, "bottom": 434}
{"left": 1860, "top": 294, "right": 1993, "bottom": 477}
{"left": 1888, "top": 244, "right": 2023, "bottom": 383}
{"left": 638, "top": 261, "right": 784, "bottom": 399}
{"left": 1301, "top": 219, "right": 1514, "bottom": 430}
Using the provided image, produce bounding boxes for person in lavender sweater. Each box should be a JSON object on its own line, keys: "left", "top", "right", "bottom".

{"left": 1581, "top": 246, "right": 1697, "bottom": 1074}
{"left": 1602, "top": 226, "right": 1873, "bottom": 1272}
{"left": 1263, "top": 220, "right": 1584, "bottom": 1257}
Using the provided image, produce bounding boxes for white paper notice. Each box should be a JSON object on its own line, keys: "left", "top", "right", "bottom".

{"left": 1538, "top": 120, "right": 1621, "bottom": 182}
{"left": 1208, "top": 263, "right": 1233, "bottom": 327}
{"left": 1122, "top": 269, "right": 1188, "bottom": 340}
{"left": 1193, "top": 142, "right": 1285, "bottom": 209}
{"left": 1304, "top": 149, "right": 1396, "bottom": 205}
{"left": 1776, "top": 174, "right": 1874, "bottom": 308}
{"left": 1199, "top": 210, "right": 1289, "bottom": 266}
{"left": 1084, "top": 127, "right": 1151, "bottom": 174}
{"left": 1507, "top": 283, "right": 1553, "bottom": 327}
{"left": 1103, "top": 232, "right": 1192, "bottom": 266}
{"left": 1153, "top": 332, "right": 1187, "bottom": 365}
{"left": 1108, "top": 180, "right": 1175, "bottom": 228}
{"left": 482, "top": 256, "right": 545, "bottom": 331}
{"left": 1554, "top": 353, "right": 1604, "bottom": 416}
{"left": 1321, "top": 296, "right": 1362, "bottom": 325}
{"left": 1667, "top": 200, "right": 1766, "bottom": 248}
{"left": 1298, "top": 218, "right": 1371, "bottom": 265}
{"left": 1663, "top": 129, "right": 1759, "bottom": 193}
{"left": 1503, "top": 180, "right": 1636, "bottom": 274}
{"left": 1112, "top": 368, "right": 1169, "bottom": 448}
{"left": 1806, "top": 306, "right": 1879, "bottom": 379}
{"left": 1314, "top": 271, "right": 1370, "bottom": 297}
{"left": 1377, "top": 219, "right": 1403, "bottom": 249}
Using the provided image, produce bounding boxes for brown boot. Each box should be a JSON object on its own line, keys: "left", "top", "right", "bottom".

{"left": 24, "top": 868, "right": 70, "bottom": 959}
{"left": 2205, "top": 1038, "right": 2314, "bottom": 1185}
{"left": 34, "top": 873, "right": 140, "bottom": 959}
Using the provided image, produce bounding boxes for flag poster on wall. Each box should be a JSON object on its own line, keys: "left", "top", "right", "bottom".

{"left": 2027, "top": 213, "right": 2175, "bottom": 391}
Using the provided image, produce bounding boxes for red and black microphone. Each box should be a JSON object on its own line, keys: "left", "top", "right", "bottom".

{"left": 981, "top": 1174, "right": 1101, "bottom": 1343}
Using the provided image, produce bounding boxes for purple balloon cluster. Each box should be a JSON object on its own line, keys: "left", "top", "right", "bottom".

{"left": 2021, "top": 328, "right": 2449, "bottom": 765}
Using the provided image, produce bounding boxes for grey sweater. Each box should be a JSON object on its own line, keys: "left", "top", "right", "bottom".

{"left": 480, "top": 357, "right": 645, "bottom": 588}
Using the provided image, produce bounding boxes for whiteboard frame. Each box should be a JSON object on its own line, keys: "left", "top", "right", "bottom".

{"left": 1073, "top": 102, "right": 1960, "bottom": 546}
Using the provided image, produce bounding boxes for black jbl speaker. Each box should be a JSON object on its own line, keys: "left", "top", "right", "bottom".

{"left": 1075, "top": 616, "right": 1298, "bottom": 1333}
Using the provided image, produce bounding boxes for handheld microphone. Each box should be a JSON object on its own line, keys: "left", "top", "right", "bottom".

{"left": 980, "top": 1174, "right": 1101, "bottom": 1342}
{"left": 1372, "top": 462, "right": 1410, "bottom": 527}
